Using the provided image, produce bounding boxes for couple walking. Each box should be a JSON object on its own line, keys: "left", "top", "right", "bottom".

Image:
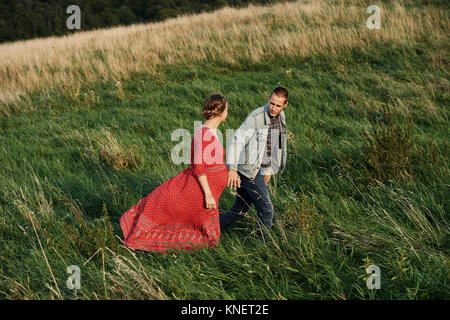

{"left": 119, "top": 87, "right": 288, "bottom": 252}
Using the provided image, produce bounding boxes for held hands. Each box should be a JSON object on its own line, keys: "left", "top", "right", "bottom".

{"left": 205, "top": 194, "right": 216, "bottom": 210}
{"left": 264, "top": 168, "right": 272, "bottom": 184}
{"left": 227, "top": 169, "right": 241, "bottom": 191}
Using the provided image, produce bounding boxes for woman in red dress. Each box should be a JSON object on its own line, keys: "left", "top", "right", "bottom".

{"left": 120, "top": 94, "right": 233, "bottom": 252}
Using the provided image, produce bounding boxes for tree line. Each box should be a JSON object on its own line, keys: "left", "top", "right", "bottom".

{"left": 0, "top": 0, "right": 288, "bottom": 44}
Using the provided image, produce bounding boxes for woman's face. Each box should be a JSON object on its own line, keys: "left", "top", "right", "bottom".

{"left": 220, "top": 103, "right": 229, "bottom": 122}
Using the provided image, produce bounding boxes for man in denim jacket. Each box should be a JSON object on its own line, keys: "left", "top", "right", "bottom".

{"left": 221, "top": 87, "right": 288, "bottom": 238}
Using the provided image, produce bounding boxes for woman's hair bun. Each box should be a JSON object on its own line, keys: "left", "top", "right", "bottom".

{"left": 203, "top": 94, "right": 227, "bottom": 120}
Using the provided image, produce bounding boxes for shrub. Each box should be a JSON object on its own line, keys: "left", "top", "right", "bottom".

{"left": 361, "top": 106, "right": 413, "bottom": 182}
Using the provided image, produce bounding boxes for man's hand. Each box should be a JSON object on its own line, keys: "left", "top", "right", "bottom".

{"left": 263, "top": 168, "right": 272, "bottom": 184}
{"left": 227, "top": 169, "right": 241, "bottom": 190}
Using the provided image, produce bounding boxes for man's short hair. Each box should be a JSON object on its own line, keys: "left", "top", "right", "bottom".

{"left": 271, "top": 87, "right": 288, "bottom": 102}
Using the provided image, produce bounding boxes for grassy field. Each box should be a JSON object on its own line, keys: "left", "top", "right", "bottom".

{"left": 0, "top": 0, "right": 448, "bottom": 299}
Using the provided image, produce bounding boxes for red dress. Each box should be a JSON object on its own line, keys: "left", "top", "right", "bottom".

{"left": 120, "top": 126, "right": 228, "bottom": 252}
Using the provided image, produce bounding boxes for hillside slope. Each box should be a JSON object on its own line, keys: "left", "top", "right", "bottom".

{"left": 0, "top": 0, "right": 448, "bottom": 299}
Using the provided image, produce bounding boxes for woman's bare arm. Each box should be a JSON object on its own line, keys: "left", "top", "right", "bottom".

{"left": 197, "top": 175, "right": 216, "bottom": 209}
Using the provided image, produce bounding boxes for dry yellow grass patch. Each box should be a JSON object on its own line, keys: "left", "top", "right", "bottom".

{"left": 0, "top": 0, "right": 447, "bottom": 110}
{"left": 80, "top": 128, "right": 140, "bottom": 171}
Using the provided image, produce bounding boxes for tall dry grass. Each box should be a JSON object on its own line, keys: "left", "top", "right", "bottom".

{"left": 0, "top": 0, "right": 447, "bottom": 111}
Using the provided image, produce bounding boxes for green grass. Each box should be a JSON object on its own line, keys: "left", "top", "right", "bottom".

{"left": 0, "top": 7, "right": 449, "bottom": 299}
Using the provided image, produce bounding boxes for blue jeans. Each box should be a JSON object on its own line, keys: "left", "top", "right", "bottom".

{"left": 220, "top": 169, "right": 274, "bottom": 234}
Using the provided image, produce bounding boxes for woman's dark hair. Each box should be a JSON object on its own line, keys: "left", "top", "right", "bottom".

{"left": 202, "top": 94, "right": 227, "bottom": 120}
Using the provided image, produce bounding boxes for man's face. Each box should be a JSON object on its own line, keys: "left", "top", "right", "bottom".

{"left": 268, "top": 93, "right": 288, "bottom": 117}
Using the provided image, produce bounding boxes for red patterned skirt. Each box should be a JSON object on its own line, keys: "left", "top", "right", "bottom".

{"left": 120, "top": 164, "right": 228, "bottom": 252}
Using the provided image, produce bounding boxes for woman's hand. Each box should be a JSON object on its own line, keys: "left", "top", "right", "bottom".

{"left": 197, "top": 175, "right": 216, "bottom": 209}
{"left": 205, "top": 194, "right": 216, "bottom": 210}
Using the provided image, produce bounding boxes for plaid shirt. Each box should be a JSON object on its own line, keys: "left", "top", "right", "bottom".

{"left": 261, "top": 114, "right": 281, "bottom": 167}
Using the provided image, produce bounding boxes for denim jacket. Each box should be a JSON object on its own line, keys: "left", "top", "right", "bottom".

{"left": 226, "top": 103, "right": 287, "bottom": 180}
